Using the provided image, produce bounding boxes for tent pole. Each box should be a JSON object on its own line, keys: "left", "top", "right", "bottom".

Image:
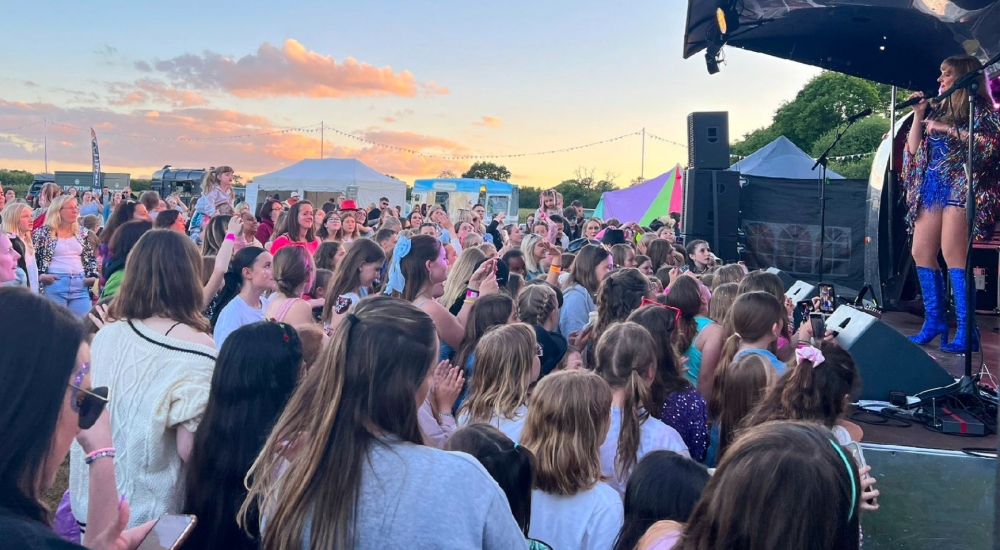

{"left": 888, "top": 87, "right": 897, "bottom": 275}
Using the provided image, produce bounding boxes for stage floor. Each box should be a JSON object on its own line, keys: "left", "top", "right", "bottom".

{"left": 860, "top": 312, "right": 999, "bottom": 452}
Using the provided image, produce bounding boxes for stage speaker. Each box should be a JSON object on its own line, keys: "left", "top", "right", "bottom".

{"left": 766, "top": 267, "right": 798, "bottom": 292}
{"left": 687, "top": 112, "right": 730, "bottom": 170}
{"left": 682, "top": 169, "right": 741, "bottom": 261}
{"left": 826, "top": 306, "right": 954, "bottom": 401}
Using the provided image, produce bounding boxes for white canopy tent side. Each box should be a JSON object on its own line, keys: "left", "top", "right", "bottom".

{"left": 246, "top": 158, "right": 407, "bottom": 211}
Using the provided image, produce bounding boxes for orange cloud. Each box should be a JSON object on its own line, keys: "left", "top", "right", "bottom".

{"left": 108, "top": 79, "right": 208, "bottom": 108}
{"left": 150, "top": 39, "right": 448, "bottom": 99}
{"left": 474, "top": 116, "right": 503, "bottom": 128}
{"left": 0, "top": 99, "right": 465, "bottom": 179}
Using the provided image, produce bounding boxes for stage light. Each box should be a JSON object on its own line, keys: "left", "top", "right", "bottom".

{"left": 716, "top": 3, "right": 740, "bottom": 36}
{"left": 706, "top": 50, "right": 720, "bottom": 74}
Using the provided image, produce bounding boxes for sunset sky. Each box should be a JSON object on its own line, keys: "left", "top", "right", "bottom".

{"left": 0, "top": 0, "right": 821, "bottom": 188}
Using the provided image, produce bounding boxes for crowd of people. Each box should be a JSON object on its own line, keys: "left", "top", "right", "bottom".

{"left": 0, "top": 170, "right": 881, "bottom": 550}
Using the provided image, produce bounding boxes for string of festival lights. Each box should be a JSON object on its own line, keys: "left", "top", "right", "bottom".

{"left": 0, "top": 118, "right": 874, "bottom": 161}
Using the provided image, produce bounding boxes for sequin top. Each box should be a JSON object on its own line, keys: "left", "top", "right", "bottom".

{"left": 901, "top": 97, "right": 1000, "bottom": 240}
{"left": 657, "top": 386, "right": 709, "bottom": 463}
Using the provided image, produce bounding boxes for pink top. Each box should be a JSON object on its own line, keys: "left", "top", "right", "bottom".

{"left": 271, "top": 298, "right": 302, "bottom": 323}
{"left": 269, "top": 235, "right": 319, "bottom": 256}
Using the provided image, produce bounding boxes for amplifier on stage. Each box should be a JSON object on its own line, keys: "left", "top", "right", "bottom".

{"left": 972, "top": 244, "right": 999, "bottom": 314}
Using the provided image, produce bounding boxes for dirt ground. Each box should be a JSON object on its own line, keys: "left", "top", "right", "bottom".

{"left": 43, "top": 458, "right": 70, "bottom": 511}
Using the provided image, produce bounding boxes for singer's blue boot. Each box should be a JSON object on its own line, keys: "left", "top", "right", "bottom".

{"left": 909, "top": 267, "right": 948, "bottom": 345}
{"left": 941, "top": 267, "right": 980, "bottom": 353}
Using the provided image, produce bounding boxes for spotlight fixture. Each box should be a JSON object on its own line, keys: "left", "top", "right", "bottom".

{"left": 705, "top": 50, "right": 721, "bottom": 74}
{"left": 716, "top": 3, "right": 740, "bottom": 36}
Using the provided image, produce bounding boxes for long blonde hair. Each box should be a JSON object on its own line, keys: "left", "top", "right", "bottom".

{"left": 239, "top": 296, "right": 438, "bottom": 549}
{"left": 1, "top": 203, "right": 34, "bottom": 253}
{"left": 934, "top": 55, "right": 994, "bottom": 126}
{"left": 438, "top": 247, "right": 486, "bottom": 307}
{"left": 459, "top": 323, "right": 536, "bottom": 424}
{"left": 44, "top": 196, "right": 79, "bottom": 235}
{"left": 520, "top": 370, "right": 612, "bottom": 496}
{"left": 520, "top": 234, "right": 544, "bottom": 275}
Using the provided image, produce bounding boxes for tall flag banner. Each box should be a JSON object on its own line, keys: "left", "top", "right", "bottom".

{"left": 90, "top": 128, "right": 101, "bottom": 190}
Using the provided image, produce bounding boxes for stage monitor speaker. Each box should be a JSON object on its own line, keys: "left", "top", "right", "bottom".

{"left": 687, "top": 112, "right": 730, "bottom": 170}
{"left": 766, "top": 267, "right": 798, "bottom": 292}
{"left": 826, "top": 306, "right": 955, "bottom": 401}
{"left": 682, "top": 169, "right": 741, "bottom": 261}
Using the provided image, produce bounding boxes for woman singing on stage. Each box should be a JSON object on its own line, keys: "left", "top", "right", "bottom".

{"left": 903, "top": 55, "right": 1000, "bottom": 353}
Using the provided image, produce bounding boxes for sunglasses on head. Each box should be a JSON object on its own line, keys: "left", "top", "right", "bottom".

{"left": 70, "top": 363, "right": 109, "bottom": 430}
{"left": 640, "top": 298, "right": 682, "bottom": 331}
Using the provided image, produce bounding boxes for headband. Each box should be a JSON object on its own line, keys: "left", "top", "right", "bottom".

{"left": 829, "top": 440, "right": 857, "bottom": 522}
{"left": 383, "top": 234, "right": 412, "bottom": 295}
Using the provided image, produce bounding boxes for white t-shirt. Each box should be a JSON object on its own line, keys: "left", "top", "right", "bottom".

{"left": 529, "top": 482, "right": 623, "bottom": 550}
{"left": 48, "top": 237, "right": 84, "bottom": 274}
{"left": 600, "top": 407, "right": 691, "bottom": 496}
{"left": 213, "top": 294, "right": 270, "bottom": 349}
{"left": 458, "top": 404, "right": 528, "bottom": 443}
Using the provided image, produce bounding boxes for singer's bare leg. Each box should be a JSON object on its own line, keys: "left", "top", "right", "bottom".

{"left": 911, "top": 208, "right": 942, "bottom": 269}
{"left": 940, "top": 206, "right": 968, "bottom": 269}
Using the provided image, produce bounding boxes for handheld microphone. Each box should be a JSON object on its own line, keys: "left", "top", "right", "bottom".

{"left": 846, "top": 108, "right": 873, "bottom": 123}
{"left": 894, "top": 90, "right": 939, "bottom": 110}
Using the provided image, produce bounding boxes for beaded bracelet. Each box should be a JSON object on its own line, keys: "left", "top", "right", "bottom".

{"left": 85, "top": 449, "right": 116, "bottom": 465}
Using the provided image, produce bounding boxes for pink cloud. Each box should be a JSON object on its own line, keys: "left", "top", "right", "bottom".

{"left": 0, "top": 99, "right": 465, "bottom": 178}
{"left": 473, "top": 116, "right": 503, "bottom": 128}
{"left": 149, "top": 39, "right": 449, "bottom": 99}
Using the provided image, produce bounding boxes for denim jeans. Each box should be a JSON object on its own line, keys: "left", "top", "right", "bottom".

{"left": 43, "top": 272, "right": 92, "bottom": 317}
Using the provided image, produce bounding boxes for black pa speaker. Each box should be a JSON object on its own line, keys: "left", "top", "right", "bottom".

{"left": 687, "top": 112, "right": 730, "bottom": 170}
{"left": 766, "top": 267, "right": 798, "bottom": 292}
{"left": 682, "top": 169, "right": 741, "bottom": 262}
{"left": 826, "top": 306, "right": 954, "bottom": 401}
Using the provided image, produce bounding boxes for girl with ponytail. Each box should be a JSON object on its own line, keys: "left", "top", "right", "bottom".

{"left": 211, "top": 247, "right": 274, "bottom": 348}
{"left": 714, "top": 291, "right": 789, "bottom": 377}
{"left": 595, "top": 322, "right": 689, "bottom": 497}
{"left": 664, "top": 276, "right": 724, "bottom": 393}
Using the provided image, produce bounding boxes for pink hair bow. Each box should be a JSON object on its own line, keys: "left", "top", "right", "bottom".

{"left": 795, "top": 346, "right": 825, "bottom": 367}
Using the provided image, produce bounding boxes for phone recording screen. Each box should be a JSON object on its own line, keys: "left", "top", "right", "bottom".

{"left": 136, "top": 515, "right": 196, "bottom": 550}
{"left": 819, "top": 284, "right": 835, "bottom": 313}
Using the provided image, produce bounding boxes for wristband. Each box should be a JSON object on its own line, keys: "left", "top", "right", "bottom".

{"left": 438, "top": 412, "right": 454, "bottom": 419}
{"left": 464, "top": 299, "right": 476, "bottom": 305}
{"left": 550, "top": 265, "right": 561, "bottom": 273}
{"left": 224, "top": 233, "right": 236, "bottom": 241}
{"left": 85, "top": 448, "right": 116, "bottom": 465}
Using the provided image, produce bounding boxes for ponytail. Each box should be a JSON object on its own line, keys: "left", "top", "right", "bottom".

{"left": 715, "top": 332, "right": 742, "bottom": 374}
{"left": 209, "top": 247, "right": 266, "bottom": 330}
{"left": 615, "top": 369, "right": 651, "bottom": 479}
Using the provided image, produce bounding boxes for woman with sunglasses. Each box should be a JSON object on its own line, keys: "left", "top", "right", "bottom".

{"left": 70, "top": 230, "right": 217, "bottom": 528}
{"left": 0, "top": 287, "right": 152, "bottom": 549}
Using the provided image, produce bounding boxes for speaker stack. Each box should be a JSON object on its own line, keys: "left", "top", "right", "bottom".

{"left": 683, "top": 112, "right": 742, "bottom": 262}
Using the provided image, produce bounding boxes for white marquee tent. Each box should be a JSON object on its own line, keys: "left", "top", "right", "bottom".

{"left": 246, "top": 158, "right": 407, "bottom": 209}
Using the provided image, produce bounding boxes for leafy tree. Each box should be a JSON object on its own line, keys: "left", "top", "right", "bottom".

{"left": 437, "top": 170, "right": 458, "bottom": 178}
{"left": 731, "top": 72, "right": 895, "bottom": 157}
{"left": 0, "top": 169, "right": 34, "bottom": 189}
{"left": 810, "top": 117, "right": 889, "bottom": 182}
{"left": 462, "top": 162, "right": 511, "bottom": 182}
{"left": 519, "top": 186, "right": 542, "bottom": 209}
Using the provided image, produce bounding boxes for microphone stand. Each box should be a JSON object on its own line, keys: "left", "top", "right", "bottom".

{"left": 932, "top": 51, "right": 1000, "bottom": 392}
{"left": 812, "top": 114, "right": 866, "bottom": 285}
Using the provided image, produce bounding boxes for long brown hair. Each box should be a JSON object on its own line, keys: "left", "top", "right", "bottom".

{"left": 933, "top": 55, "right": 994, "bottom": 126}
{"left": 592, "top": 268, "right": 649, "bottom": 345}
{"left": 239, "top": 296, "right": 438, "bottom": 549}
{"left": 664, "top": 276, "right": 703, "bottom": 352}
{"left": 676, "top": 421, "right": 861, "bottom": 550}
{"left": 594, "top": 322, "right": 657, "bottom": 479}
{"left": 743, "top": 341, "right": 861, "bottom": 430}
{"left": 562, "top": 244, "right": 610, "bottom": 295}
{"left": 284, "top": 200, "right": 316, "bottom": 243}
{"left": 737, "top": 270, "right": 790, "bottom": 340}
{"left": 628, "top": 305, "right": 689, "bottom": 415}
{"left": 707, "top": 353, "right": 773, "bottom": 462}
{"left": 646, "top": 239, "right": 674, "bottom": 271}
{"left": 109, "top": 229, "right": 209, "bottom": 332}
{"left": 321, "top": 239, "right": 385, "bottom": 324}
{"left": 458, "top": 323, "right": 536, "bottom": 424}
{"left": 453, "top": 293, "right": 515, "bottom": 372}
{"left": 520, "top": 370, "right": 612, "bottom": 496}
{"left": 389, "top": 234, "right": 441, "bottom": 302}
{"left": 715, "top": 291, "right": 784, "bottom": 374}
{"left": 516, "top": 284, "right": 558, "bottom": 327}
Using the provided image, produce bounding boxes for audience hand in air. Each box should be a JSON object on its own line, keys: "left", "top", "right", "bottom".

{"left": 227, "top": 215, "right": 244, "bottom": 236}
{"left": 431, "top": 360, "right": 464, "bottom": 415}
{"left": 568, "top": 325, "right": 594, "bottom": 350}
{"left": 470, "top": 259, "right": 499, "bottom": 296}
{"left": 88, "top": 304, "right": 117, "bottom": 331}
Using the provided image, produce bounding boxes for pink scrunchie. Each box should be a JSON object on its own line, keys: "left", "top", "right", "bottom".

{"left": 795, "top": 345, "right": 825, "bottom": 367}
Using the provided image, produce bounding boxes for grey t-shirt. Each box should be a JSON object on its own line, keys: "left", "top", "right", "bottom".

{"left": 298, "top": 439, "right": 527, "bottom": 549}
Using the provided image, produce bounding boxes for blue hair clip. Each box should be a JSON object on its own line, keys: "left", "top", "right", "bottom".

{"left": 830, "top": 440, "right": 857, "bottom": 522}
{"left": 383, "top": 234, "right": 412, "bottom": 295}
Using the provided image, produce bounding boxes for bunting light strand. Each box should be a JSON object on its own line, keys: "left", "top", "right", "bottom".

{"left": 645, "top": 132, "right": 687, "bottom": 148}
{"left": 43, "top": 121, "right": 325, "bottom": 141}
{"left": 0, "top": 121, "right": 46, "bottom": 133}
